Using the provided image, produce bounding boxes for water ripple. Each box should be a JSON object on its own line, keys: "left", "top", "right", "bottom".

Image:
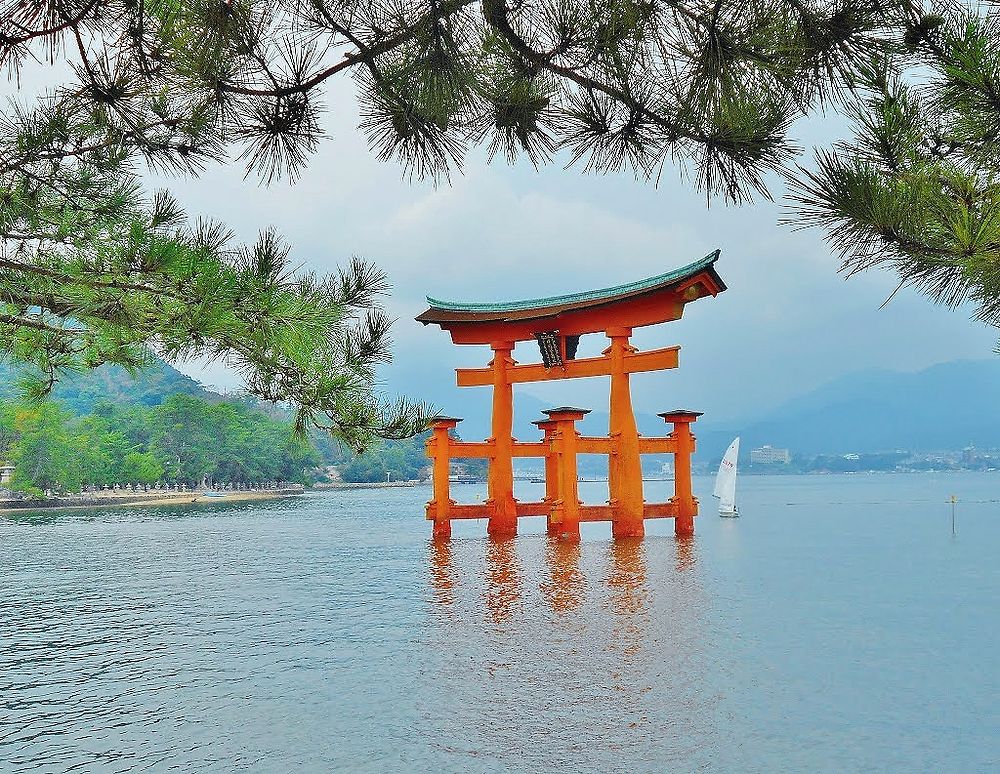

{"left": 2, "top": 477, "right": 998, "bottom": 772}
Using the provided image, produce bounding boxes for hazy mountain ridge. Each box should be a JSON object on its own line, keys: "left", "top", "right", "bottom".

{"left": 434, "top": 359, "right": 1000, "bottom": 463}
{"left": 3, "top": 357, "right": 996, "bottom": 464}
{"left": 695, "top": 358, "right": 1000, "bottom": 460}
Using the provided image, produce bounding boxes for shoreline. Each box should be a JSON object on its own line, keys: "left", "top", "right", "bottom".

{"left": 0, "top": 487, "right": 304, "bottom": 515}
{"left": 312, "top": 480, "right": 425, "bottom": 491}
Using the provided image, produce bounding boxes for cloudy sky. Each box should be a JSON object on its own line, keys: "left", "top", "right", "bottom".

{"left": 11, "top": 70, "right": 997, "bottom": 425}
{"left": 143, "top": 78, "right": 996, "bottom": 424}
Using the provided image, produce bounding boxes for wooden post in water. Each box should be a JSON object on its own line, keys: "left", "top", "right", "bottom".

{"left": 427, "top": 417, "right": 460, "bottom": 539}
{"left": 532, "top": 418, "right": 559, "bottom": 536}
{"left": 660, "top": 410, "right": 702, "bottom": 537}
{"left": 606, "top": 327, "right": 645, "bottom": 539}
{"left": 547, "top": 407, "right": 590, "bottom": 543}
{"left": 487, "top": 341, "right": 518, "bottom": 538}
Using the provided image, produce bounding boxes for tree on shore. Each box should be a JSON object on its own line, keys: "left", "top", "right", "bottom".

{"left": 2, "top": 0, "right": 998, "bottom": 433}
{"left": 0, "top": 394, "right": 322, "bottom": 493}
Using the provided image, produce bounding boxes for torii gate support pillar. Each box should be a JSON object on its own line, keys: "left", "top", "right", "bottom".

{"left": 486, "top": 341, "right": 518, "bottom": 538}
{"left": 661, "top": 410, "right": 702, "bottom": 537}
{"left": 548, "top": 408, "right": 588, "bottom": 543}
{"left": 532, "top": 418, "right": 560, "bottom": 536}
{"left": 606, "top": 327, "right": 645, "bottom": 539}
{"left": 426, "top": 416, "right": 460, "bottom": 540}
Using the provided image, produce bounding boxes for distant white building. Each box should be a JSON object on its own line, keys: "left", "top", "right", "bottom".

{"left": 750, "top": 445, "right": 791, "bottom": 465}
{"left": 0, "top": 461, "right": 14, "bottom": 484}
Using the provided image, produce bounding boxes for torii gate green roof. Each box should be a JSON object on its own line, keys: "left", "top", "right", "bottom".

{"left": 419, "top": 250, "right": 723, "bottom": 319}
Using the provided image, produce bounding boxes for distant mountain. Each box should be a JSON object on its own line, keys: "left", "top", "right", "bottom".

{"left": 13, "top": 355, "right": 991, "bottom": 466}
{"left": 695, "top": 359, "right": 1000, "bottom": 461}
{"left": 428, "top": 358, "right": 1000, "bottom": 464}
{"left": 0, "top": 359, "right": 218, "bottom": 414}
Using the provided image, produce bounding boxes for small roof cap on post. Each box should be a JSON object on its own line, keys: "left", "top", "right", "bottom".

{"left": 658, "top": 409, "right": 704, "bottom": 422}
{"left": 543, "top": 406, "right": 592, "bottom": 420}
{"left": 429, "top": 415, "right": 463, "bottom": 427}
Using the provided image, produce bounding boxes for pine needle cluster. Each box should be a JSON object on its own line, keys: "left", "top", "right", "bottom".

{"left": 787, "top": 3, "right": 1000, "bottom": 338}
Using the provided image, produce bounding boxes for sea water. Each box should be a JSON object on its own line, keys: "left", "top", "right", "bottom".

{"left": 1, "top": 473, "right": 997, "bottom": 772}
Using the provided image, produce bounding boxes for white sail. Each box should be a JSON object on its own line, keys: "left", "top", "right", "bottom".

{"left": 714, "top": 437, "right": 740, "bottom": 515}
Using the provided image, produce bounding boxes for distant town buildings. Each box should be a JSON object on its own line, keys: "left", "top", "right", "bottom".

{"left": 750, "top": 445, "right": 791, "bottom": 465}
{"left": 692, "top": 445, "right": 1000, "bottom": 476}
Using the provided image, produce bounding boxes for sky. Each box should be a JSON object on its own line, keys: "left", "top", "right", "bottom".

{"left": 144, "top": 78, "right": 996, "bottom": 423}
{"left": 10, "top": 72, "right": 999, "bottom": 425}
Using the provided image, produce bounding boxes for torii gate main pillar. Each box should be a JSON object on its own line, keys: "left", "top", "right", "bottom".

{"left": 487, "top": 341, "right": 518, "bottom": 537}
{"left": 606, "top": 327, "right": 644, "bottom": 538}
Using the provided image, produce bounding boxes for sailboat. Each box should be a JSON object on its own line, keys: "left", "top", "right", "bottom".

{"left": 713, "top": 437, "right": 740, "bottom": 517}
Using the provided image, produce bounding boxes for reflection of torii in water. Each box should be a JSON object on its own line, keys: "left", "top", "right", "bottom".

{"left": 417, "top": 252, "right": 727, "bottom": 541}
{"left": 422, "top": 533, "right": 716, "bottom": 762}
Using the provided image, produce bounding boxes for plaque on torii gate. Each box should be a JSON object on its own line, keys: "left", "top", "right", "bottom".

{"left": 416, "top": 250, "right": 727, "bottom": 541}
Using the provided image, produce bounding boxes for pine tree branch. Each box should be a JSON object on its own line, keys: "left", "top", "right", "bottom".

{"left": 0, "top": 257, "right": 187, "bottom": 299}
{"left": 0, "top": 312, "right": 84, "bottom": 334}
{"left": 0, "top": 0, "right": 100, "bottom": 47}
{"left": 218, "top": 0, "right": 478, "bottom": 98}
{"left": 481, "top": 0, "right": 693, "bottom": 141}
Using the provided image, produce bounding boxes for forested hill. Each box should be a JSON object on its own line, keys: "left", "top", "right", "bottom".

{"left": 0, "top": 360, "right": 213, "bottom": 414}
{"left": 0, "top": 360, "right": 325, "bottom": 492}
{"left": 0, "top": 359, "right": 436, "bottom": 486}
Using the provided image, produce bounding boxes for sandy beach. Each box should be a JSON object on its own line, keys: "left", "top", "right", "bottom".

{"left": 0, "top": 487, "right": 305, "bottom": 514}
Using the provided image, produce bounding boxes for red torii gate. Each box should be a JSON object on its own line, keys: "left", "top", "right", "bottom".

{"left": 416, "top": 251, "right": 726, "bottom": 541}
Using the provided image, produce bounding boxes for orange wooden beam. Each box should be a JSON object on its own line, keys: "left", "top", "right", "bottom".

{"left": 430, "top": 502, "right": 551, "bottom": 520}
{"left": 446, "top": 504, "right": 490, "bottom": 520}
{"left": 637, "top": 437, "right": 676, "bottom": 454}
{"left": 579, "top": 505, "right": 615, "bottom": 522}
{"left": 449, "top": 441, "right": 492, "bottom": 458}
{"left": 443, "top": 285, "right": 693, "bottom": 344}
{"left": 577, "top": 436, "right": 612, "bottom": 454}
{"left": 447, "top": 440, "right": 549, "bottom": 458}
{"left": 516, "top": 501, "right": 550, "bottom": 516}
{"left": 428, "top": 501, "right": 680, "bottom": 522}
{"left": 643, "top": 502, "right": 680, "bottom": 518}
{"left": 456, "top": 345, "right": 679, "bottom": 387}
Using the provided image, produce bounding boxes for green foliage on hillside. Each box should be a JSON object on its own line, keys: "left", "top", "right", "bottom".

{"left": 335, "top": 431, "right": 488, "bottom": 484}
{"left": 0, "top": 395, "right": 320, "bottom": 495}
{"left": 338, "top": 433, "right": 431, "bottom": 483}
{"left": 0, "top": 360, "right": 210, "bottom": 415}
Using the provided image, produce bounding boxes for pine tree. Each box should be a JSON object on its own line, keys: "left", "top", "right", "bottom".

{"left": 788, "top": 4, "right": 1000, "bottom": 339}
{"left": 3, "top": 0, "right": 997, "bottom": 439}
